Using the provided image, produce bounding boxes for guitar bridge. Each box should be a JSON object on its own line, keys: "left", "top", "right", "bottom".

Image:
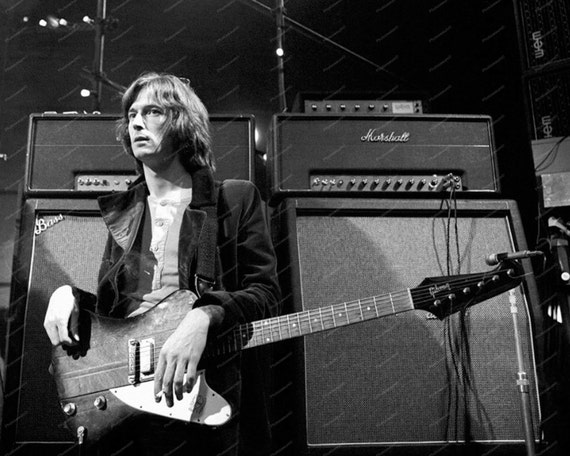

{"left": 128, "top": 338, "right": 155, "bottom": 384}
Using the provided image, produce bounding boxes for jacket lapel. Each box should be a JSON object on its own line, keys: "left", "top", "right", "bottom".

{"left": 98, "top": 182, "right": 147, "bottom": 252}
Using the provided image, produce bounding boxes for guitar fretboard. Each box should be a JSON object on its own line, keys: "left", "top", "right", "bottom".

{"left": 208, "top": 289, "right": 414, "bottom": 358}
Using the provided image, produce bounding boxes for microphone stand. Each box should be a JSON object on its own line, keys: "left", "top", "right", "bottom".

{"left": 88, "top": 0, "right": 126, "bottom": 112}
{"left": 508, "top": 287, "right": 536, "bottom": 456}
{"left": 275, "top": 0, "right": 286, "bottom": 112}
{"left": 238, "top": 0, "right": 423, "bottom": 108}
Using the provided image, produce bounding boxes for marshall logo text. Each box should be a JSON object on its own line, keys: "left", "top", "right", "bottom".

{"left": 360, "top": 128, "right": 410, "bottom": 143}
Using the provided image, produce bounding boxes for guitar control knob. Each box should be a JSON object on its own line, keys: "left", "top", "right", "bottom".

{"left": 94, "top": 395, "right": 107, "bottom": 410}
{"left": 63, "top": 402, "right": 77, "bottom": 416}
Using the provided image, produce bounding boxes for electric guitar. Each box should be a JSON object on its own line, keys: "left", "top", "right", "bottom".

{"left": 51, "top": 261, "right": 524, "bottom": 444}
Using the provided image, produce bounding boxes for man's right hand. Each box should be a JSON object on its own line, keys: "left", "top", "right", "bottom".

{"left": 43, "top": 285, "right": 80, "bottom": 346}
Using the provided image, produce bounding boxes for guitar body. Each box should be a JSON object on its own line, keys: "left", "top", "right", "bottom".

{"left": 51, "top": 290, "right": 232, "bottom": 443}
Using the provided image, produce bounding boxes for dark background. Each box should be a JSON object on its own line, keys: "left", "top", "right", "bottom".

{"left": 0, "top": 0, "right": 560, "bottom": 450}
{"left": 0, "top": 0, "right": 541, "bottom": 303}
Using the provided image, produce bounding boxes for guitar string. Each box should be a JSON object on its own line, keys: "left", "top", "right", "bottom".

{"left": 130, "top": 271, "right": 521, "bottom": 366}
{"left": 61, "top": 270, "right": 525, "bottom": 381}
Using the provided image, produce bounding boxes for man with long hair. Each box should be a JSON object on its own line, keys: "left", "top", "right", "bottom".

{"left": 44, "top": 72, "right": 281, "bottom": 455}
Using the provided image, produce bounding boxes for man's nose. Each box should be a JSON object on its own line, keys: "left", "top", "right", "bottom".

{"left": 131, "top": 112, "right": 145, "bottom": 129}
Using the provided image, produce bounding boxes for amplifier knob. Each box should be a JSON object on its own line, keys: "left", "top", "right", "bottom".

{"left": 429, "top": 177, "right": 439, "bottom": 189}
{"left": 382, "top": 179, "right": 391, "bottom": 190}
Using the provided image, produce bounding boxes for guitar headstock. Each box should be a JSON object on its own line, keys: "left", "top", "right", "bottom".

{"left": 411, "top": 261, "right": 524, "bottom": 320}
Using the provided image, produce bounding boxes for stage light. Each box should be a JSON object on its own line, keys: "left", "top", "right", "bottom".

{"left": 46, "top": 15, "right": 59, "bottom": 28}
{"left": 83, "top": 16, "right": 94, "bottom": 24}
{"left": 80, "top": 89, "right": 91, "bottom": 98}
{"left": 59, "top": 18, "right": 68, "bottom": 27}
{"left": 38, "top": 19, "right": 47, "bottom": 27}
{"left": 22, "top": 16, "right": 29, "bottom": 23}
{"left": 276, "top": 48, "right": 284, "bottom": 57}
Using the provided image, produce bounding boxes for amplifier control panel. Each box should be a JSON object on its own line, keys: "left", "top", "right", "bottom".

{"left": 75, "top": 174, "right": 139, "bottom": 192}
{"left": 310, "top": 173, "right": 462, "bottom": 192}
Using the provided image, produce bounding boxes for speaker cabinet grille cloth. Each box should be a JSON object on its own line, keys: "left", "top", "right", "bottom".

{"left": 273, "top": 198, "right": 541, "bottom": 450}
{"left": 5, "top": 200, "right": 108, "bottom": 443}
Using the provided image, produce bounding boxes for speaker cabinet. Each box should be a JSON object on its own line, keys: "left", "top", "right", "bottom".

{"left": 3, "top": 198, "right": 106, "bottom": 453}
{"left": 270, "top": 197, "right": 544, "bottom": 455}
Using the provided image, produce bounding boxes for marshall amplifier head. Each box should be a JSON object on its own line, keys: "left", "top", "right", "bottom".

{"left": 25, "top": 113, "right": 256, "bottom": 196}
{"left": 267, "top": 113, "right": 499, "bottom": 205}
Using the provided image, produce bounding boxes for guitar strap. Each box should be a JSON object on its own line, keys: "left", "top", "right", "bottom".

{"left": 194, "top": 183, "right": 220, "bottom": 298}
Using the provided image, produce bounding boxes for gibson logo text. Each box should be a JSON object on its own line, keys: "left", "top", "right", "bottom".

{"left": 429, "top": 283, "right": 451, "bottom": 298}
{"left": 361, "top": 129, "right": 410, "bottom": 143}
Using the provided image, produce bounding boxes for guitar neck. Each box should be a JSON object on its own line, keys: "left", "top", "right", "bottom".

{"left": 207, "top": 288, "right": 415, "bottom": 358}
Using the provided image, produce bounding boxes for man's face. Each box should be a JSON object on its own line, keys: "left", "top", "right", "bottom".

{"left": 128, "top": 87, "right": 176, "bottom": 169}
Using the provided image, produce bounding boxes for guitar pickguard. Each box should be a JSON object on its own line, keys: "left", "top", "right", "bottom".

{"left": 110, "top": 370, "right": 232, "bottom": 426}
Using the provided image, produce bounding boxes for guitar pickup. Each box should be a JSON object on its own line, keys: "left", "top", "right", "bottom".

{"left": 128, "top": 338, "right": 155, "bottom": 384}
{"left": 140, "top": 339, "right": 155, "bottom": 377}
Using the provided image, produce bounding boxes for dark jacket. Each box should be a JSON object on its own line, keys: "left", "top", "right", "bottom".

{"left": 75, "top": 167, "right": 281, "bottom": 455}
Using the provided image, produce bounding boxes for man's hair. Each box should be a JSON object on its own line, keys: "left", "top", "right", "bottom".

{"left": 117, "top": 72, "right": 215, "bottom": 174}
